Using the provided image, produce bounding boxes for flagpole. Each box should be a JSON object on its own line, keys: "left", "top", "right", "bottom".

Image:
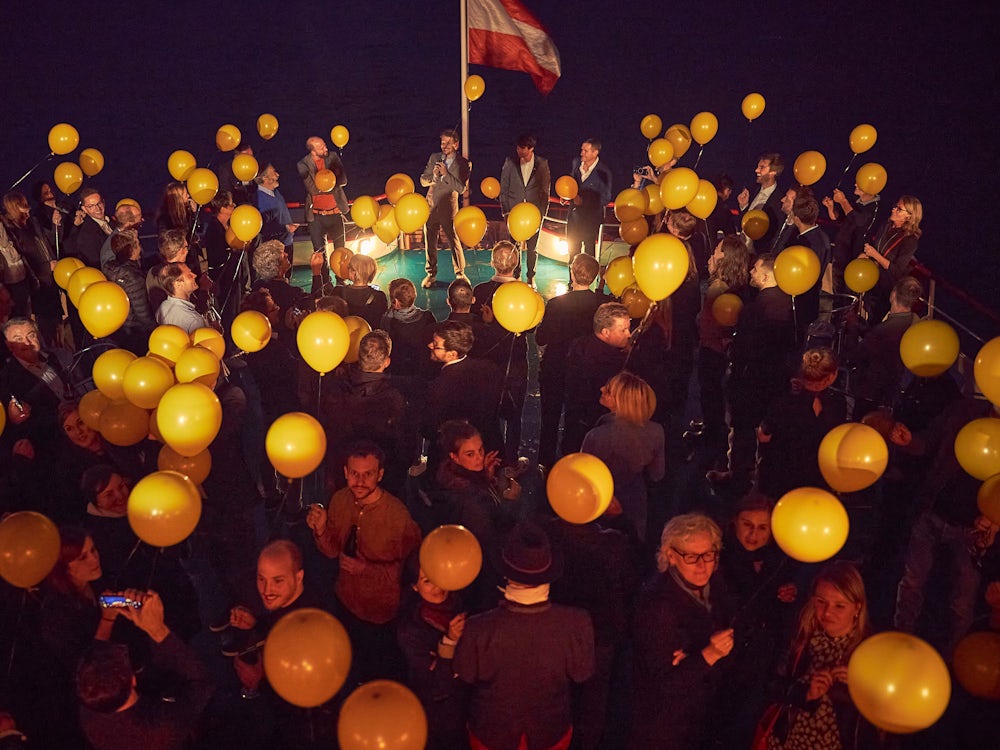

{"left": 460, "top": 0, "right": 470, "bottom": 159}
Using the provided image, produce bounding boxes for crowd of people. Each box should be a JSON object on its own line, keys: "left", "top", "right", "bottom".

{"left": 0, "top": 130, "right": 998, "bottom": 750}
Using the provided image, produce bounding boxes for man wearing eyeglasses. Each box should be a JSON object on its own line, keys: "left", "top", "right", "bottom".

{"left": 306, "top": 440, "right": 421, "bottom": 682}
{"left": 65, "top": 187, "right": 112, "bottom": 269}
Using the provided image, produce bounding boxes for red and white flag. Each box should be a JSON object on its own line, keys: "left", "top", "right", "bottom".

{"left": 468, "top": 0, "right": 561, "bottom": 95}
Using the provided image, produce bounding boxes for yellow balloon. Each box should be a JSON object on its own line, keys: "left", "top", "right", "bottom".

{"left": 621, "top": 285, "right": 652, "bottom": 319}
{"left": 266, "top": 412, "right": 328, "bottom": 479}
{"left": 54, "top": 162, "right": 83, "bottom": 195}
{"left": 454, "top": 206, "right": 488, "bottom": 248}
{"left": 741, "top": 92, "right": 766, "bottom": 121}
{"left": 156, "top": 383, "right": 223, "bottom": 457}
{"left": 507, "top": 202, "right": 542, "bottom": 243}
{"left": 92, "top": 349, "right": 136, "bottom": 400}
{"left": 330, "top": 247, "right": 355, "bottom": 279}
{"left": 664, "top": 124, "right": 692, "bottom": 159}
{"left": 899, "top": 319, "right": 960, "bottom": 378}
{"left": 773, "top": 245, "right": 821, "bottom": 297}
{"left": 256, "top": 113, "right": 279, "bottom": 140}
{"left": 79, "top": 148, "right": 105, "bottom": 177}
{"left": 231, "top": 153, "right": 259, "bottom": 182}
{"left": 167, "top": 150, "right": 197, "bottom": 181}
{"left": 53, "top": 257, "right": 85, "bottom": 290}
{"left": 419, "top": 525, "right": 483, "bottom": 592}
{"left": 264, "top": 608, "right": 352, "bottom": 707}
{"left": 99, "top": 399, "right": 150, "bottom": 447}
{"left": 297, "top": 311, "right": 350, "bottom": 374}
{"left": 384, "top": 173, "right": 414, "bottom": 204}
{"left": 79, "top": 389, "right": 110, "bottom": 431}
{"left": 116, "top": 198, "right": 140, "bottom": 211}
{"left": 314, "top": 169, "right": 337, "bottom": 192}
{"left": 157, "top": 444, "right": 212, "bottom": 485}
{"left": 67, "top": 266, "right": 106, "bottom": 307}
{"left": 122, "top": 356, "right": 175, "bottom": 410}
{"left": 342, "top": 315, "right": 372, "bottom": 365}
{"left": 614, "top": 188, "right": 648, "bottom": 223}
{"left": 975, "top": 337, "right": 1000, "bottom": 408}
{"left": 659, "top": 167, "right": 699, "bottom": 210}
{"left": 686, "top": 178, "right": 718, "bottom": 220}
{"left": 771, "top": 487, "right": 849, "bottom": 562}
{"left": 643, "top": 183, "right": 664, "bottom": 215}
{"left": 186, "top": 167, "right": 219, "bottom": 206}
{"left": 394, "top": 192, "right": 430, "bottom": 234}
{"left": 954, "top": 418, "right": 1000, "bottom": 481}
{"left": 632, "top": 233, "right": 690, "bottom": 301}
{"left": 793, "top": 150, "right": 827, "bottom": 186}
{"left": 174, "top": 346, "right": 221, "bottom": 388}
{"left": 818, "top": 422, "right": 889, "bottom": 493}
{"left": 79, "top": 281, "right": 130, "bottom": 338}
{"left": 555, "top": 175, "right": 578, "bottom": 201}
{"left": 690, "top": 111, "right": 719, "bottom": 145}
{"left": 844, "top": 258, "right": 879, "bottom": 294}
{"left": 647, "top": 138, "right": 675, "bottom": 168}
{"left": 619, "top": 218, "right": 649, "bottom": 245}
{"left": 127, "top": 470, "right": 203, "bottom": 547}
{"left": 48, "top": 123, "right": 80, "bottom": 155}
{"left": 953, "top": 630, "right": 1000, "bottom": 700}
{"left": 0, "top": 511, "right": 61, "bottom": 588}
{"left": 711, "top": 292, "right": 743, "bottom": 326}
{"left": 230, "top": 310, "right": 272, "bottom": 353}
{"left": 847, "top": 632, "right": 951, "bottom": 733}
{"left": 849, "top": 123, "right": 878, "bottom": 154}
{"left": 978, "top": 473, "right": 1000, "bottom": 525}
{"left": 492, "top": 281, "right": 540, "bottom": 334}
{"left": 741, "top": 209, "right": 770, "bottom": 241}
{"left": 351, "top": 195, "right": 380, "bottom": 229}
{"left": 148, "top": 407, "right": 163, "bottom": 442}
{"left": 338, "top": 680, "right": 428, "bottom": 750}
{"left": 191, "top": 327, "right": 226, "bottom": 359}
{"left": 856, "top": 162, "right": 888, "bottom": 196}
{"left": 464, "top": 74, "right": 485, "bottom": 102}
{"left": 330, "top": 125, "right": 350, "bottom": 149}
{"left": 148, "top": 324, "right": 191, "bottom": 364}
{"left": 230, "top": 204, "right": 262, "bottom": 243}
{"left": 373, "top": 206, "right": 401, "bottom": 244}
{"left": 640, "top": 114, "right": 663, "bottom": 140}
{"left": 529, "top": 292, "right": 545, "bottom": 329}
{"left": 605, "top": 255, "right": 636, "bottom": 297}
{"left": 547, "top": 453, "right": 615, "bottom": 524}
{"left": 215, "top": 123, "right": 241, "bottom": 152}
{"left": 480, "top": 177, "right": 501, "bottom": 200}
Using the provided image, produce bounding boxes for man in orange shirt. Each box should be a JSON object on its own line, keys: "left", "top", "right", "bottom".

{"left": 297, "top": 136, "right": 349, "bottom": 254}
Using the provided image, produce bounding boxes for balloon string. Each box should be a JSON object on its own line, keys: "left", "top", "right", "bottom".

{"left": 145, "top": 547, "right": 161, "bottom": 591}
{"left": 5, "top": 589, "right": 28, "bottom": 680}
{"left": 693, "top": 145, "right": 705, "bottom": 171}
{"left": 115, "top": 537, "right": 145, "bottom": 590}
{"left": 791, "top": 295, "right": 799, "bottom": 346}
{"left": 622, "top": 301, "right": 656, "bottom": 371}
{"left": 834, "top": 153, "right": 858, "bottom": 194}
{"left": 7, "top": 152, "right": 54, "bottom": 192}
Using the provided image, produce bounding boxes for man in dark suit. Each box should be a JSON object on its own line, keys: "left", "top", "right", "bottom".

{"left": 420, "top": 129, "right": 471, "bottom": 288}
{"left": 296, "top": 136, "right": 349, "bottom": 253}
{"left": 500, "top": 133, "right": 550, "bottom": 287}
{"left": 566, "top": 138, "right": 613, "bottom": 273}
{"left": 790, "top": 194, "right": 831, "bottom": 337}
{"left": 423, "top": 320, "right": 503, "bottom": 455}
{"left": 736, "top": 153, "right": 784, "bottom": 251}
{"left": 65, "top": 187, "right": 112, "bottom": 268}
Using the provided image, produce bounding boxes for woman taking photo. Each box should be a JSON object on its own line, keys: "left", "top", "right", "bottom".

{"left": 860, "top": 195, "right": 922, "bottom": 322}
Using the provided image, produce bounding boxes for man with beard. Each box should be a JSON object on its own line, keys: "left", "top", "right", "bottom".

{"left": 420, "top": 129, "right": 471, "bottom": 288}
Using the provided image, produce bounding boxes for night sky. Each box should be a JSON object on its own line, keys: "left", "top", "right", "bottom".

{"left": 3, "top": 1, "right": 998, "bottom": 326}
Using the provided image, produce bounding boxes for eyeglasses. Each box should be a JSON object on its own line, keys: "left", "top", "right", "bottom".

{"left": 671, "top": 547, "right": 719, "bottom": 565}
{"left": 891, "top": 205, "right": 910, "bottom": 214}
{"left": 83, "top": 200, "right": 105, "bottom": 209}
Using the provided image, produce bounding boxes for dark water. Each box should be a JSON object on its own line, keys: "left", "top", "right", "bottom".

{"left": 3, "top": 1, "right": 998, "bottom": 327}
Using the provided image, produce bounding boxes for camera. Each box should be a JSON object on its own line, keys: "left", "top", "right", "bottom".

{"left": 99, "top": 594, "right": 142, "bottom": 609}
{"left": 633, "top": 165, "right": 652, "bottom": 176}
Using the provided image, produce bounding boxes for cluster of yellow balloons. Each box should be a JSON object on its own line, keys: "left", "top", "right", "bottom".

{"left": 54, "top": 262, "right": 130, "bottom": 338}
{"left": 266, "top": 412, "right": 328, "bottom": 478}
{"left": 546, "top": 453, "right": 614, "bottom": 524}
{"left": 264, "top": 608, "right": 352, "bottom": 707}
{"left": 847, "top": 632, "right": 951, "bottom": 733}
{"left": 0, "top": 511, "right": 60, "bottom": 588}
{"left": 770, "top": 487, "right": 849, "bottom": 562}
{"left": 899, "top": 319, "right": 959, "bottom": 377}
{"left": 817, "top": 423, "right": 889, "bottom": 492}
{"left": 492, "top": 281, "right": 544, "bottom": 334}
{"left": 420, "top": 524, "right": 483, "bottom": 591}
{"left": 128, "top": 470, "right": 202, "bottom": 548}
{"left": 338, "top": 680, "right": 427, "bottom": 750}
{"left": 773, "top": 245, "right": 821, "bottom": 297}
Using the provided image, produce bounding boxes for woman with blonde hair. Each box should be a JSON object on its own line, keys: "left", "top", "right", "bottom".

{"left": 758, "top": 561, "right": 876, "bottom": 749}
{"left": 581, "top": 371, "right": 665, "bottom": 542}
{"left": 332, "top": 252, "right": 388, "bottom": 329}
{"left": 860, "top": 194, "right": 922, "bottom": 322}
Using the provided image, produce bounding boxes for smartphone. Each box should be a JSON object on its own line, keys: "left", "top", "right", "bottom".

{"left": 99, "top": 594, "right": 142, "bottom": 609}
